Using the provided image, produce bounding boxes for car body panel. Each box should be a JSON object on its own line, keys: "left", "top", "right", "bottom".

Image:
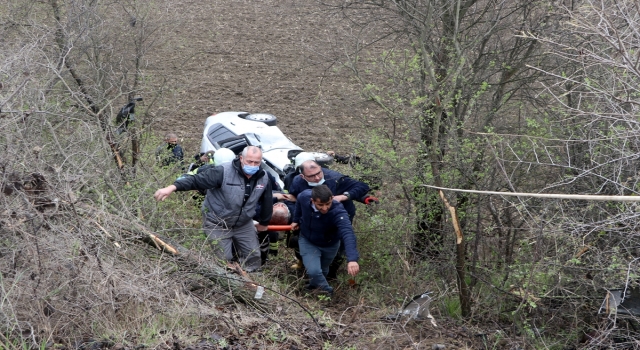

{"left": 200, "top": 111, "right": 305, "bottom": 189}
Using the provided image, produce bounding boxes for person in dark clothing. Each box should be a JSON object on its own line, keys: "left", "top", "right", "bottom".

{"left": 288, "top": 159, "right": 377, "bottom": 278}
{"left": 186, "top": 150, "right": 215, "bottom": 173}
{"left": 256, "top": 201, "right": 292, "bottom": 264}
{"left": 283, "top": 170, "right": 299, "bottom": 193}
{"left": 282, "top": 152, "right": 315, "bottom": 269}
{"left": 289, "top": 160, "right": 376, "bottom": 221}
{"left": 154, "top": 146, "right": 272, "bottom": 272}
{"left": 253, "top": 171, "right": 296, "bottom": 264}
{"left": 291, "top": 185, "right": 360, "bottom": 295}
{"left": 283, "top": 152, "right": 316, "bottom": 191}
{"left": 155, "top": 133, "right": 184, "bottom": 167}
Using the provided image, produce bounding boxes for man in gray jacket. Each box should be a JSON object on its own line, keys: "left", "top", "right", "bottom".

{"left": 154, "top": 146, "right": 273, "bottom": 272}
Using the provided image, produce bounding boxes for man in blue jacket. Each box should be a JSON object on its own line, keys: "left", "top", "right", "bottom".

{"left": 289, "top": 160, "right": 377, "bottom": 277}
{"left": 291, "top": 185, "right": 360, "bottom": 295}
{"left": 289, "top": 160, "right": 376, "bottom": 221}
{"left": 154, "top": 146, "right": 272, "bottom": 272}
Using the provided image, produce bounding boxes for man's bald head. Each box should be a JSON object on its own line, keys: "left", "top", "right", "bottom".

{"left": 300, "top": 160, "right": 321, "bottom": 174}
{"left": 165, "top": 133, "right": 178, "bottom": 145}
{"left": 300, "top": 160, "right": 325, "bottom": 184}
{"left": 241, "top": 146, "right": 262, "bottom": 158}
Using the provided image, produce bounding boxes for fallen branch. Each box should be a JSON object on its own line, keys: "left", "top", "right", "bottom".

{"left": 76, "top": 203, "right": 274, "bottom": 312}
{"left": 92, "top": 220, "right": 121, "bottom": 248}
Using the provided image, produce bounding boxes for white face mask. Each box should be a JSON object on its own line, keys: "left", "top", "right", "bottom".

{"left": 307, "top": 178, "right": 325, "bottom": 187}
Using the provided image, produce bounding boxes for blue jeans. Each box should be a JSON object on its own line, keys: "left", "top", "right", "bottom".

{"left": 298, "top": 236, "right": 340, "bottom": 293}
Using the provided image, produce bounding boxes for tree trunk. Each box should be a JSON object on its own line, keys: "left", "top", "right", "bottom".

{"left": 49, "top": 0, "right": 125, "bottom": 171}
{"left": 438, "top": 190, "right": 471, "bottom": 317}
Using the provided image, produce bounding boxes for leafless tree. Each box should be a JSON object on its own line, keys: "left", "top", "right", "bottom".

{"left": 8, "top": 0, "right": 166, "bottom": 172}
{"left": 0, "top": 1, "right": 251, "bottom": 346}
{"left": 514, "top": 0, "right": 640, "bottom": 344}
{"left": 316, "top": 0, "right": 561, "bottom": 318}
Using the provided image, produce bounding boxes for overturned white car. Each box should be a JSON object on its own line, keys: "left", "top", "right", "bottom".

{"left": 200, "top": 112, "right": 332, "bottom": 188}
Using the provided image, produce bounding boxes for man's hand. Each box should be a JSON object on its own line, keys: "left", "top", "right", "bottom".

{"left": 335, "top": 194, "right": 349, "bottom": 202}
{"left": 347, "top": 261, "right": 360, "bottom": 276}
{"left": 363, "top": 196, "right": 379, "bottom": 205}
{"left": 290, "top": 222, "right": 299, "bottom": 231}
{"left": 255, "top": 224, "right": 268, "bottom": 232}
{"left": 154, "top": 185, "right": 177, "bottom": 201}
{"left": 282, "top": 193, "right": 297, "bottom": 202}
{"left": 273, "top": 193, "right": 286, "bottom": 201}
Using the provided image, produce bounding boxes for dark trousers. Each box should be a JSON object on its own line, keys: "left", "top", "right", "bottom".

{"left": 286, "top": 231, "right": 302, "bottom": 260}
{"left": 258, "top": 230, "right": 280, "bottom": 265}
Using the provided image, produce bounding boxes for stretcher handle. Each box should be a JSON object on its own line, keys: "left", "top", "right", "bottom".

{"left": 266, "top": 225, "right": 292, "bottom": 231}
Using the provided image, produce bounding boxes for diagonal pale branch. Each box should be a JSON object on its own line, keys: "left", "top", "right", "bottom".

{"left": 438, "top": 190, "right": 463, "bottom": 245}
{"left": 425, "top": 185, "right": 640, "bottom": 201}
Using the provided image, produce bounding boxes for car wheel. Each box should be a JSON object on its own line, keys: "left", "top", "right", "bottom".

{"left": 245, "top": 113, "right": 277, "bottom": 126}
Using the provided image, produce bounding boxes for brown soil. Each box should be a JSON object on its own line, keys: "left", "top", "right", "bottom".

{"left": 149, "top": 0, "right": 382, "bottom": 155}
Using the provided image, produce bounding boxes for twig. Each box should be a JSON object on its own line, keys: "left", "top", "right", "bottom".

{"left": 194, "top": 270, "right": 322, "bottom": 329}
{"left": 0, "top": 78, "right": 29, "bottom": 110}
{"left": 92, "top": 220, "right": 121, "bottom": 248}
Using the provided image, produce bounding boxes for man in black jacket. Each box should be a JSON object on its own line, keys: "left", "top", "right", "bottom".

{"left": 154, "top": 146, "right": 272, "bottom": 272}
{"left": 155, "top": 133, "right": 184, "bottom": 167}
